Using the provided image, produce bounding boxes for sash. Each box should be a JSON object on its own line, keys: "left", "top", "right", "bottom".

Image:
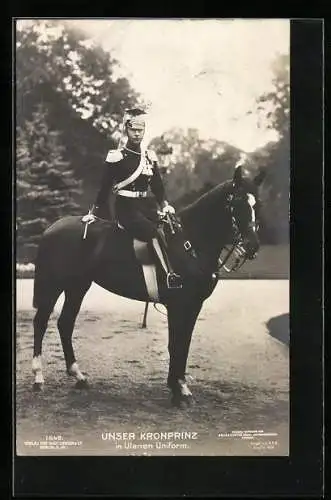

{"left": 113, "top": 151, "right": 149, "bottom": 194}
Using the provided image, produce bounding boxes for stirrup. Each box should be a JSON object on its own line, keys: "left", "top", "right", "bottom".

{"left": 167, "top": 272, "right": 183, "bottom": 289}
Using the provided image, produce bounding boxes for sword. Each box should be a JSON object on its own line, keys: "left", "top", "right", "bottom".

{"left": 81, "top": 211, "right": 96, "bottom": 239}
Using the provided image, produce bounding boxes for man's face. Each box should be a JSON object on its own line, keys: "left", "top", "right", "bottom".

{"left": 126, "top": 123, "right": 145, "bottom": 145}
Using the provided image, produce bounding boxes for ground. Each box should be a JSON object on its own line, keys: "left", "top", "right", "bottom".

{"left": 16, "top": 279, "right": 289, "bottom": 456}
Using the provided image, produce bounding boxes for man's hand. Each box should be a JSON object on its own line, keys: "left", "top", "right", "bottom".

{"left": 82, "top": 213, "right": 96, "bottom": 223}
{"left": 82, "top": 205, "right": 99, "bottom": 224}
{"left": 161, "top": 202, "right": 176, "bottom": 215}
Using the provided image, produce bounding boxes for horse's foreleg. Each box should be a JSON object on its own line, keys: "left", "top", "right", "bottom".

{"left": 57, "top": 280, "right": 91, "bottom": 388}
{"left": 167, "top": 298, "right": 203, "bottom": 406}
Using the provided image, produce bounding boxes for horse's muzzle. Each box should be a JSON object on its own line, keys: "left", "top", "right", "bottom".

{"left": 242, "top": 235, "right": 260, "bottom": 260}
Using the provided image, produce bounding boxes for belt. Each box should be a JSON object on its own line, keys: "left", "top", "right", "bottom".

{"left": 117, "top": 189, "right": 148, "bottom": 198}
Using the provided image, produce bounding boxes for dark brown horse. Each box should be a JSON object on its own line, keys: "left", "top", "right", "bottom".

{"left": 31, "top": 165, "right": 265, "bottom": 406}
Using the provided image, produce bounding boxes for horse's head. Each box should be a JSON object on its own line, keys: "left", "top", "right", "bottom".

{"left": 227, "top": 162, "right": 266, "bottom": 260}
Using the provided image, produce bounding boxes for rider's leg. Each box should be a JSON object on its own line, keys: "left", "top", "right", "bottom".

{"left": 117, "top": 204, "right": 182, "bottom": 288}
{"left": 152, "top": 229, "right": 182, "bottom": 288}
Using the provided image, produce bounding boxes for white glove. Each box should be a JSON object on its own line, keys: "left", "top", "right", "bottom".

{"left": 162, "top": 203, "right": 176, "bottom": 215}
{"left": 82, "top": 213, "right": 96, "bottom": 223}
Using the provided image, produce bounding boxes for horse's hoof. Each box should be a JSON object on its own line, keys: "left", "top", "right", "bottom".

{"left": 33, "top": 382, "right": 43, "bottom": 392}
{"left": 75, "top": 379, "right": 89, "bottom": 390}
{"left": 171, "top": 394, "right": 193, "bottom": 408}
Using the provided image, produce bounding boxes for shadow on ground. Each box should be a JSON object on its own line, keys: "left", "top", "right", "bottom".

{"left": 266, "top": 313, "right": 289, "bottom": 345}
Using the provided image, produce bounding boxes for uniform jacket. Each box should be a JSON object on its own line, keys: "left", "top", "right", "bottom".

{"left": 95, "top": 147, "right": 166, "bottom": 209}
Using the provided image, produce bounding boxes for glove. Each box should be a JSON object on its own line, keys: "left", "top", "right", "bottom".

{"left": 82, "top": 206, "right": 97, "bottom": 223}
{"left": 82, "top": 213, "right": 96, "bottom": 223}
{"left": 161, "top": 203, "right": 176, "bottom": 215}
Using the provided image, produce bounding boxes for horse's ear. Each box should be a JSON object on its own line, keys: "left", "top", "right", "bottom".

{"left": 233, "top": 164, "right": 243, "bottom": 187}
{"left": 254, "top": 167, "right": 267, "bottom": 186}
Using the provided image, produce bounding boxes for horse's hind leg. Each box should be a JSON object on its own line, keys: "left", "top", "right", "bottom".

{"left": 57, "top": 279, "right": 91, "bottom": 389}
{"left": 32, "top": 286, "right": 62, "bottom": 391}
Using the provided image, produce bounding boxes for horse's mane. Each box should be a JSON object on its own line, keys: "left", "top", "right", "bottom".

{"left": 178, "top": 179, "right": 232, "bottom": 217}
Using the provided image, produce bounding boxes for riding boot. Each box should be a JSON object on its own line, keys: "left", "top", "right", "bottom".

{"left": 152, "top": 230, "right": 182, "bottom": 289}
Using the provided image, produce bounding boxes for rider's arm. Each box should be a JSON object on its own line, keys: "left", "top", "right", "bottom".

{"left": 94, "top": 165, "right": 115, "bottom": 209}
{"left": 90, "top": 150, "right": 122, "bottom": 217}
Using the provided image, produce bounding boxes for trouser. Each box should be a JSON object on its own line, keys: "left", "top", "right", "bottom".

{"left": 115, "top": 200, "right": 182, "bottom": 285}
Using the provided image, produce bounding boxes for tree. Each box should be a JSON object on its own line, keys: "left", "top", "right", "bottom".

{"left": 15, "top": 20, "right": 142, "bottom": 260}
{"left": 251, "top": 53, "right": 290, "bottom": 243}
{"left": 16, "top": 105, "right": 82, "bottom": 262}
{"left": 194, "top": 141, "right": 243, "bottom": 187}
{"left": 16, "top": 20, "right": 141, "bottom": 136}
{"left": 256, "top": 54, "right": 289, "bottom": 139}
{"left": 16, "top": 20, "right": 142, "bottom": 198}
{"left": 149, "top": 127, "right": 244, "bottom": 206}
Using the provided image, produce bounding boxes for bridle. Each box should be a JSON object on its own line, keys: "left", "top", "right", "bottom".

{"left": 158, "top": 189, "right": 260, "bottom": 278}
{"left": 217, "top": 191, "right": 259, "bottom": 274}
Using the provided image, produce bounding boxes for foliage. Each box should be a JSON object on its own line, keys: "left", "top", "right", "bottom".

{"left": 16, "top": 20, "right": 140, "bottom": 136}
{"left": 256, "top": 54, "right": 290, "bottom": 139}
{"left": 16, "top": 21, "right": 141, "bottom": 198}
{"left": 149, "top": 52, "right": 290, "bottom": 244}
{"left": 250, "top": 53, "right": 290, "bottom": 242}
{"left": 16, "top": 20, "right": 141, "bottom": 260}
{"left": 15, "top": 20, "right": 290, "bottom": 264}
{"left": 16, "top": 105, "right": 82, "bottom": 261}
{"left": 149, "top": 127, "right": 244, "bottom": 205}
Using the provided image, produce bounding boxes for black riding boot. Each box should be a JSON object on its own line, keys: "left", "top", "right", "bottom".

{"left": 152, "top": 230, "right": 182, "bottom": 289}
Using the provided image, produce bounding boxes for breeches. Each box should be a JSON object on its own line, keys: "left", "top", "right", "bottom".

{"left": 115, "top": 197, "right": 159, "bottom": 242}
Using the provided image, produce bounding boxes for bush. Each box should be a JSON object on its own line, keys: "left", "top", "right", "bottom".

{"left": 16, "top": 262, "right": 35, "bottom": 279}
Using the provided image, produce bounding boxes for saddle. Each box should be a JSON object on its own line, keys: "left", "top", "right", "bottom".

{"left": 118, "top": 218, "right": 186, "bottom": 302}
{"left": 81, "top": 212, "right": 198, "bottom": 303}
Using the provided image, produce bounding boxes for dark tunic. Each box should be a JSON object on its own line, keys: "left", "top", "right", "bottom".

{"left": 95, "top": 147, "right": 166, "bottom": 241}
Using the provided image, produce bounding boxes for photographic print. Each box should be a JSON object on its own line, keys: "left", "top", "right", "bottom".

{"left": 15, "top": 18, "right": 290, "bottom": 457}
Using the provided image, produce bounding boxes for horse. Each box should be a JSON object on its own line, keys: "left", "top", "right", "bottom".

{"left": 31, "top": 164, "right": 265, "bottom": 407}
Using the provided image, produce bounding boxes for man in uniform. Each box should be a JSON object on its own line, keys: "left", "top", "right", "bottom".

{"left": 85, "top": 108, "right": 182, "bottom": 288}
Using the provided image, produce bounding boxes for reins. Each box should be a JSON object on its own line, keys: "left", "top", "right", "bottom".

{"left": 159, "top": 196, "right": 250, "bottom": 280}
{"left": 216, "top": 194, "right": 249, "bottom": 274}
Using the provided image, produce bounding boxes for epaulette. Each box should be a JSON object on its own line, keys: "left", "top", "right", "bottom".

{"left": 105, "top": 149, "right": 123, "bottom": 163}
{"left": 146, "top": 149, "right": 158, "bottom": 163}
